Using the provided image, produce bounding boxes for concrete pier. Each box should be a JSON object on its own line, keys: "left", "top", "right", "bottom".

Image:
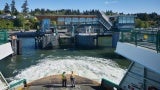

{"left": 35, "top": 33, "right": 59, "bottom": 49}
{"left": 75, "top": 34, "right": 98, "bottom": 49}
{"left": 9, "top": 35, "right": 22, "bottom": 55}
{"left": 23, "top": 75, "right": 105, "bottom": 90}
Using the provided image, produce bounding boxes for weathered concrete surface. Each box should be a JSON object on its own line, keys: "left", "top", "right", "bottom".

{"left": 24, "top": 74, "right": 105, "bottom": 90}
{"left": 27, "top": 84, "right": 104, "bottom": 90}
{"left": 28, "top": 74, "right": 100, "bottom": 86}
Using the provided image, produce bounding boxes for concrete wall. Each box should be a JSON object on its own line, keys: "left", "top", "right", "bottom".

{"left": 75, "top": 35, "right": 97, "bottom": 48}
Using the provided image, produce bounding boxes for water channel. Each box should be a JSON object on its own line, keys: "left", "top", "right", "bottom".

{"left": 0, "top": 37, "right": 131, "bottom": 86}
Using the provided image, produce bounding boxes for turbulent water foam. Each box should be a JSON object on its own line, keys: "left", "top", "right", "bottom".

{"left": 12, "top": 56, "right": 126, "bottom": 85}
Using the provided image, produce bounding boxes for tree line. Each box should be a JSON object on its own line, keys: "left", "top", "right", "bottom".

{"left": 0, "top": 0, "right": 160, "bottom": 30}
{"left": 135, "top": 13, "right": 160, "bottom": 28}
{"left": 0, "top": 0, "right": 37, "bottom": 30}
{"left": 2, "top": 0, "right": 28, "bottom": 15}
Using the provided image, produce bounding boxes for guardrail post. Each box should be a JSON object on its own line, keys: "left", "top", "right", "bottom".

{"left": 121, "top": 32, "right": 124, "bottom": 42}
{"left": 135, "top": 31, "right": 137, "bottom": 46}
{"left": 157, "top": 30, "right": 160, "bottom": 53}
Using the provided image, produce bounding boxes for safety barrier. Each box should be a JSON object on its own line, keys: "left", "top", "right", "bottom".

{"left": 101, "top": 78, "right": 121, "bottom": 90}
{"left": 0, "top": 29, "right": 8, "bottom": 45}
{"left": 119, "top": 29, "right": 160, "bottom": 53}
{"left": 0, "top": 72, "right": 9, "bottom": 90}
{"left": 9, "top": 79, "right": 27, "bottom": 89}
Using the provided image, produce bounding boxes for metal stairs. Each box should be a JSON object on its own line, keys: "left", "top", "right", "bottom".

{"left": 97, "top": 11, "right": 112, "bottom": 30}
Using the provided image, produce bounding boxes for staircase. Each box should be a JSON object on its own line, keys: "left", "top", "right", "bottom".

{"left": 97, "top": 11, "right": 112, "bottom": 30}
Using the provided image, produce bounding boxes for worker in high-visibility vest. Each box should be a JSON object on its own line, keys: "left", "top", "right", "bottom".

{"left": 70, "top": 71, "right": 76, "bottom": 87}
{"left": 62, "top": 72, "right": 67, "bottom": 87}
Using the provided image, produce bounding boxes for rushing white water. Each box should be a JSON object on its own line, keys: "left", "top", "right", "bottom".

{"left": 13, "top": 56, "right": 126, "bottom": 85}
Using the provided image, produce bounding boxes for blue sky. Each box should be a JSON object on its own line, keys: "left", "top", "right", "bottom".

{"left": 0, "top": 0, "right": 160, "bottom": 14}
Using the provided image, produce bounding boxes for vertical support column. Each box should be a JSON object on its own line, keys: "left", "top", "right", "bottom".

{"left": 72, "top": 26, "right": 75, "bottom": 37}
{"left": 156, "top": 30, "right": 160, "bottom": 53}
{"left": 35, "top": 37, "right": 37, "bottom": 48}
{"left": 11, "top": 39, "right": 17, "bottom": 55}
{"left": 112, "top": 31, "right": 120, "bottom": 48}
{"left": 17, "top": 39, "right": 22, "bottom": 55}
{"left": 64, "top": 17, "right": 66, "bottom": 25}
{"left": 135, "top": 31, "right": 137, "bottom": 46}
{"left": 143, "top": 68, "right": 147, "bottom": 90}
{"left": 96, "top": 35, "right": 98, "bottom": 47}
{"left": 121, "top": 32, "right": 124, "bottom": 42}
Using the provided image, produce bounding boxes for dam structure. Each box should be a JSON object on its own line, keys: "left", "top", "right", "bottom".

{"left": 35, "top": 11, "right": 135, "bottom": 49}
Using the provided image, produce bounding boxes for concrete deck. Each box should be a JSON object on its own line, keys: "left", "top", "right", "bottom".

{"left": 24, "top": 74, "right": 105, "bottom": 90}
{"left": 26, "top": 84, "right": 104, "bottom": 90}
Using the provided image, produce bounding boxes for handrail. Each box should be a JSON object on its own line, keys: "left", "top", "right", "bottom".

{"left": 97, "top": 11, "right": 112, "bottom": 30}
{"left": 101, "top": 78, "right": 121, "bottom": 89}
{"left": 0, "top": 29, "right": 8, "bottom": 45}
{"left": 0, "top": 71, "right": 9, "bottom": 90}
{"left": 9, "top": 79, "right": 27, "bottom": 89}
{"left": 0, "top": 71, "right": 27, "bottom": 89}
{"left": 119, "top": 29, "right": 160, "bottom": 53}
{"left": 99, "top": 11, "right": 112, "bottom": 26}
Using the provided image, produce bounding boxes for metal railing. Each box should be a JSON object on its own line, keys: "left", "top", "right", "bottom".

{"left": 0, "top": 29, "right": 8, "bottom": 45}
{"left": 97, "top": 11, "right": 112, "bottom": 30}
{"left": 0, "top": 72, "right": 9, "bottom": 90}
{"left": 9, "top": 79, "right": 27, "bottom": 89}
{"left": 119, "top": 29, "right": 160, "bottom": 53}
{"left": 101, "top": 78, "right": 120, "bottom": 89}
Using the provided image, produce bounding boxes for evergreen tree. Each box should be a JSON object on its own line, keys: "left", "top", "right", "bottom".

{"left": 21, "top": 0, "right": 29, "bottom": 15}
{"left": 10, "top": 0, "right": 17, "bottom": 15}
{"left": 3, "top": 3, "right": 10, "bottom": 13}
{"left": 0, "top": 10, "right": 4, "bottom": 14}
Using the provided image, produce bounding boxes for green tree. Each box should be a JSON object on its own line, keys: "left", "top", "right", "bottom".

{"left": 0, "top": 10, "right": 4, "bottom": 14}
{"left": 135, "top": 19, "right": 151, "bottom": 28}
{"left": 51, "top": 20, "right": 57, "bottom": 26}
{"left": 13, "top": 15, "right": 25, "bottom": 28}
{"left": 28, "top": 17, "right": 39, "bottom": 29}
{"left": 10, "top": 0, "right": 17, "bottom": 15}
{"left": 0, "top": 19, "right": 13, "bottom": 29}
{"left": 40, "top": 9, "right": 45, "bottom": 15}
{"left": 21, "top": 0, "right": 29, "bottom": 15}
{"left": 135, "top": 19, "right": 141, "bottom": 28}
{"left": 24, "top": 20, "right": 31, "bottom": 30}
{"left": 3, "top": 3, "right": 10, "bottom": 13}
{"left": 144, "top": 22, "right": 150, "bottom": 28}
{"left": 135, "top": 19, "right": 145, "bottom": 28}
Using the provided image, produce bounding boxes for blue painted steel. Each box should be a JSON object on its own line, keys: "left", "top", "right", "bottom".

{"left": 41, "top": 19, "right": 51, "bottom": 33}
